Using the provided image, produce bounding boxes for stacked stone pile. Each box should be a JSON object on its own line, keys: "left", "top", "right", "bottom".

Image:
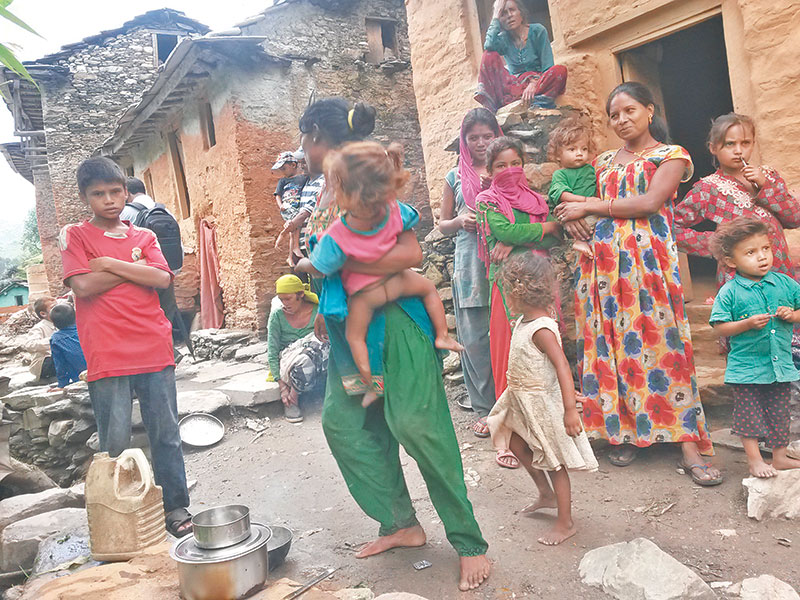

{"left": 190, "top": 329, "right": 260, "bottom": 361}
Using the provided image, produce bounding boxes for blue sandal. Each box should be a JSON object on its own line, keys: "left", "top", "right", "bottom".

{"left": 679, "top": 461, "right": 723, "bottom": 487}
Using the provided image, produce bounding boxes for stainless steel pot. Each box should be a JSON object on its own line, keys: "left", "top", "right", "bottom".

{"left": 171, "top": 522, "right": 271, "bottom": 600}
{"left": 192, "top": 504, "right": 251, "bottom": 549}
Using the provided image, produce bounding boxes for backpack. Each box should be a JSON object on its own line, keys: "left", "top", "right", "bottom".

{"left": 128, "top": 202, "right": 183, "bottom": 271}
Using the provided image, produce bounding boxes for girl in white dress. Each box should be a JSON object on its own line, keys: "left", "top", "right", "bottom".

{"left": 487, "top": 252, "right": 597, "bottom": 545}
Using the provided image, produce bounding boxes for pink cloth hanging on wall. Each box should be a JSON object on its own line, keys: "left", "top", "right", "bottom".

{"left": 199, "top": 219, "right": 224, "bottom": 329}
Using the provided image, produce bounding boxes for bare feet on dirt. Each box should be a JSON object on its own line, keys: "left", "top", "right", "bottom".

{"left": 361, "top": 391, "right": 379, "bottom": 408}
{"left": 355, "top": 524, "right": 427, "bottom": 558}
{"left": 772, "top": 453, "right": 800, "bottom": 471}
{"left": 521, "top": 495, "right": 558, "bottom": 514}
{"left": 537, "top": 521, "right": 577, "bottom": 546}
{"left": 435, "top": 336, "right": 464, "bottom": 353}
{"left": 458, "top": 555, "right": 491, "bottom": 591}
{"left": 748, "top": 458, "right": 778, "bottom": 478}
{"left": 572, "top": 240, "right": 594, "bottom": 259}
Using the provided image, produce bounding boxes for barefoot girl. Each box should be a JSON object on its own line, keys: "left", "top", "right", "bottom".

{"left": 487, "top": 252, "right": 597, "bottom": 545}
{"left": 710, "top": 217, "right": 800, "bottom": 478}
{"left": 299, "top": 98, "right": 490, "bottom": 591}
{"left": 297, "top": 141, "right": 462, "bottom": 407}
{"left": 476, "top": 137, "right": 561, "bottom": 466}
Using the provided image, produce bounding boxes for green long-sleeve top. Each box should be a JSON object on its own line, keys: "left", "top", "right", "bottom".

{"left": 479, "top": 204, "right": 560, "bottom": 282}
{"left": 484, "top": 18, "right": 554, "bottom": 75}
{"left": 266, "top": 305, "right": 317, "bottom": 380}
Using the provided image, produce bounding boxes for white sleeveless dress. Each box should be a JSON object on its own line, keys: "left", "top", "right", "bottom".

{"left": 488, "top": 316, "right": 598, "bottom": 472}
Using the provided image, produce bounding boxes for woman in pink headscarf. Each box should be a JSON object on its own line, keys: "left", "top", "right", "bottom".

{"left": 476, "top": 136, "right": 561, "bottom": 466}
{"left": 439, "top": 108, "right": 502, "bottom": 438}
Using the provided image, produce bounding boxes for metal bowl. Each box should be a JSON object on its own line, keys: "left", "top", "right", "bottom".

{"left": 192, "top": 505, "right": 251, "bottom": 550}
{"left": 266, "top": 525, "right": 292, "bottom": 568}
{"left": 179, "top": 413, "right": 224, "bottom": 447}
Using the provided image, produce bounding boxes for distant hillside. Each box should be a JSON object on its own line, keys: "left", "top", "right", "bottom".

{"left": 0, "top": 216, "right": 25, "bottom": 260}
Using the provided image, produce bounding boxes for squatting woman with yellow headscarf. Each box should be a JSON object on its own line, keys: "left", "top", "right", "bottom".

{"left": 267, "top": 274, "right": 322, "bottom": 422}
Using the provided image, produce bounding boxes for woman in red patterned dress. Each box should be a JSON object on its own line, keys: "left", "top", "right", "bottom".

{"left": 674, "top": 113, "right": 800, "bottom": 288}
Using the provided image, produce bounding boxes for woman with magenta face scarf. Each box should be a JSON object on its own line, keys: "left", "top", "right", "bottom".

{"left": 439, "top": 108, "right": 501, "bottom": 438}
{"left": 475, "top": 136, "right": 562, "bottom": 468}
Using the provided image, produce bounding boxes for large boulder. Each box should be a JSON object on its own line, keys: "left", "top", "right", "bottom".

{"left": 742, "top": 470, "right": 800, "bottom": 520}
{"left": 0, "top": 485, "right": 84, "bottom": 532}
{"left": 579, "top": 538, "right": 716, "bottom": 600}
{"left": 176, "top": 390, "right": 230, "bottom": 416}
{"left": 0, "top": 507, "right": 87, "bottom": 572}
{"left": 732, "top": 575, "right": 800, "bottom": 600}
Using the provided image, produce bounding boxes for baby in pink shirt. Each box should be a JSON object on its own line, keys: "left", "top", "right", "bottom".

{"left": 298, "top": 141, "right": 461, "bottom": 406}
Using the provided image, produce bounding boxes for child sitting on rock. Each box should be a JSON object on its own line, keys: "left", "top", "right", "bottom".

{"left": 547, "top": 117, "right": 600, "bottom": 258}
{"left": 710, "top": 217, "right": 800, "bottom": 478}
{"left": 272, "top": 150, "right": 310, "bottom": 266}
{"left": 296, "top": 141, "right": 462, "bottom": 407}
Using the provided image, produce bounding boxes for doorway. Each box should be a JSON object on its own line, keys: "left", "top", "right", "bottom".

{"left": 618, "top": 15, "right": 734, "bottom": 294}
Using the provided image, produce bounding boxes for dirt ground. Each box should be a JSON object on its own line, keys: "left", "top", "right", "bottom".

{"left": 181, "top": 391, "right": 800, "bottom": 599}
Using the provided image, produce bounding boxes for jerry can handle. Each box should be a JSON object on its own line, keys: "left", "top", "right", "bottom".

{"left": 112, "top": 449, "right": 152, "bottom": 499}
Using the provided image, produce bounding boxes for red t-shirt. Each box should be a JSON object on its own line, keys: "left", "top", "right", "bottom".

{"left": 59, "top": 220, "right": 174, "bottom": 381}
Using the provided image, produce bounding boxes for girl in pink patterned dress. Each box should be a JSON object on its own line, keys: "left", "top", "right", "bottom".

{"left": 297, "top": 141, "right": 462, "bottom": 407}
{"left": 674, "top": 113, "right": 800, "bottom": 288}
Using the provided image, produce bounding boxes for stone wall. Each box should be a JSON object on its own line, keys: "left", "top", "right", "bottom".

{"left": 238, "top": 0, "right": 433, "bottom": 231}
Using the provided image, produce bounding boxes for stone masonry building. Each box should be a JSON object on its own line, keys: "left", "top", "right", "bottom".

{"left": 2, "top": 2, "right": 428, "bottom": 330}
{"left": 0, "top": 10, "right": 209, "bottom": 296}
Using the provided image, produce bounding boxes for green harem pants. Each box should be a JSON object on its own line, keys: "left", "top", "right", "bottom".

{"left": 321, "top": 304, "right": 488, "bottom": 557}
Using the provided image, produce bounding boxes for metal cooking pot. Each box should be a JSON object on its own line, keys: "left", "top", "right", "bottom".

{"left": 192, "top": 505, "right": 251, "bottom": 549}
{"left": 171, "top": 522, "right": 271, "bottom": 600}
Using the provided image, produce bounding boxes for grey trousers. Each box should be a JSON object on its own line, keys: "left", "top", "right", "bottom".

{"left": 453, "top": 293, "right": 495, "bottom": 418}
{"left": 87, "top": 366, "right": 190, "bottom": 513}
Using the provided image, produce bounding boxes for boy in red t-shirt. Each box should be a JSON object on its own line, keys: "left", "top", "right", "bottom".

{"left": 59, "top": 157, "right": 192, "bottom": 537}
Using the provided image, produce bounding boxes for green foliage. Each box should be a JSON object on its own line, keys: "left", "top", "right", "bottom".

{"left": 0, "top": 1, "right": 41, "bottom": 88}
{"left": 20, "top": 207, "right": 40, "bottom": 258}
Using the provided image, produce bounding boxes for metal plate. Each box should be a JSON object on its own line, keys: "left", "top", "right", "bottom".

{"left": 171, "top": 522, "right": 272, "bottom": 564}
{"left": 179, "top": 413, "right": 224, "bottom": 447}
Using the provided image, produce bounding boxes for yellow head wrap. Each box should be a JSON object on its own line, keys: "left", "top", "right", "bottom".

{"left": 275, "top": 274, "right": 319, "bottom": 304}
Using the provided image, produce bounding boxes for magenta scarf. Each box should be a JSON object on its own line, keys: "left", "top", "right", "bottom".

{"left": 477, "top": 166, "right": 549, "bottom": 222}
{"left": 458, "top": 118, "right": 501, "bottom": 211}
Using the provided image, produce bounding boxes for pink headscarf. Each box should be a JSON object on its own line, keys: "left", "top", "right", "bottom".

{"left": 458, "top": 112, "right": 502, "bottom": 211}
{"left": 477, "top": 166, "right": 550, "bottom": 269}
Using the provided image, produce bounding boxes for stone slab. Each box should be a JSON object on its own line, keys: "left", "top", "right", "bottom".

{"left": 191, "top": 361, "right": 264, "bottom": 383}
{"left": 0, "top": 507, "right": 88, "bottom": 572}
{"left": 235, "top": 342, "right": 269, "bottom": 360}
{"left": 217, "top": 370, "right": 273, "bottom": 393}
{"left": 0, "top": 486, "right": 84, "bottom": 532}
{"left": 743, "top": 470, "right": 800, "bottom": 520}
{"left": 579, "top": 537, "right": 715, "bottom": 600}
{"left": 176, "top": 390, "right": 231, "bottom": 416}
{"left": 3, "top": 387, "right": 65, "bottom": 412}
{"left": 736, "top": 575, "right": 800, "bottom": 600}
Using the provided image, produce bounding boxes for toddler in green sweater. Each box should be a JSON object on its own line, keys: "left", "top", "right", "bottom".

{"left": 547, "top": 118, "right": 599, "bottom": 258}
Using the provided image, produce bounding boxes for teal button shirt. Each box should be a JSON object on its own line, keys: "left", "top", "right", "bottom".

{"left": 710, "top": 271, "right": 800, "bottom": 384}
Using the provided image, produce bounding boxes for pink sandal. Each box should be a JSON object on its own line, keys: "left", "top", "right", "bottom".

{"left": 496, "top": 449, "right": 520, "bottom": 469}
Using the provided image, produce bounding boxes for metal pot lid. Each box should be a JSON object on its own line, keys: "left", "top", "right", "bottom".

{"left": 171, "top": 522, "right": 272, "bottom": 564}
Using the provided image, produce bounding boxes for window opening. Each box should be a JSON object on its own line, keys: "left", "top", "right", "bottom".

{"left": 124, "top": 165, "right": 134, "bottom": 177}
{"left": 167, "top": 131, "right": 191, "bottom": 218}
{"left": 14, "top": 295, "right": 23, "bottom": 306}
{"left": 200, "top": 102, "right": 216, "bottom": 149}
{"left": 365, "top": 18, "right": 399, "bottom": 64}
{"left": 155, "top": 33, "right": 179, "bottom": 64}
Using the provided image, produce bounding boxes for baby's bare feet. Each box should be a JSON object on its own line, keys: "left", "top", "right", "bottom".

{"left": 772, "top": 453, "right": 800, "bottom": 471}
{"left": 361, "top": 391, "right": 379, "bottom": 408}
{"left": 458, "top": 555, "right": 491, "bottom": 591}
{"left": 572, "top": 240, "right": 594, "bottom": 259}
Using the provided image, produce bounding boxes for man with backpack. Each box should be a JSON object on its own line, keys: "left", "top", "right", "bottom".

{"left": 121, "top": 177, "right": 192, "bottom": 358}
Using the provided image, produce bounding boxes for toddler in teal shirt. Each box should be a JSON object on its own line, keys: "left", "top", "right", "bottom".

{"left": 547, "top": 118, "right": 598, "bottom": 258}
{"left": 709, "top": 217, "right": 800, "bottom": 478}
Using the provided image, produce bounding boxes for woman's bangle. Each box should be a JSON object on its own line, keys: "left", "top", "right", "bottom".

{"left": 607, "top": 200, "right": 614, "bottom": 217}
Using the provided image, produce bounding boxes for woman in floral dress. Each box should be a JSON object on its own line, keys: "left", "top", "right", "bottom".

{"left": 674, "top": 112, "right": 800, "bottom": 288}
{"left": 554, "top": 82, "right": 719, "bottom": 485}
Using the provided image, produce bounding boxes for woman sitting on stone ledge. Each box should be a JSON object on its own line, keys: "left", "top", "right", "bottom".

{"left": 475, "top": 0, "right": 567, "bottom": 113}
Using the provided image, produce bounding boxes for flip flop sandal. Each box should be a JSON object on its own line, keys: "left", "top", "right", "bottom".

{"left": 608, "top": 446, "right": 638, "bottom": 467}
{"left": 166, "top": 507, "right": 193, "bottom": 538}
{"left": 457, "top": 398, "right": 473, "bottom": 411}
{"left": 472, "top": 417, "right": 490, "bottom": 438}
{"left": 678, "top": 461, "right": 723, "bottom": 487}
{"left": 496, "top": 449, "right": 520, "bottom": 469}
